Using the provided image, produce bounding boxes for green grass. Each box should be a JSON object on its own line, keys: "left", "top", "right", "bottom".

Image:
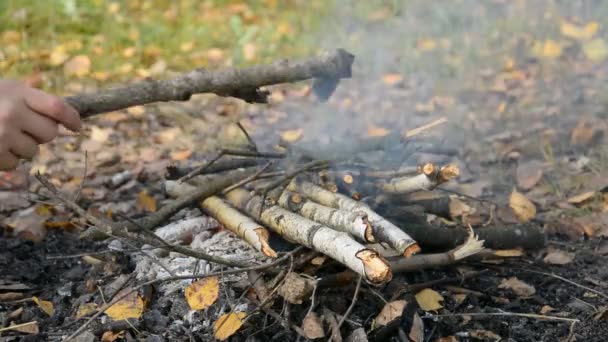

{"left": 0, "top": 0, "right": 327, "bottom": 92}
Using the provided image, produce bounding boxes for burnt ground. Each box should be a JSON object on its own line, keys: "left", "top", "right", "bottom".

{"left": 3, "top": 2, "right": 608, "bottom": 341}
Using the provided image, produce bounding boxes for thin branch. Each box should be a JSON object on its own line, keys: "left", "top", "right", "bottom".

{"left": 424, "top": 312, "right": 579, "bottom": 323}
{"left": 337, "top": 275, "right": 362, "bottom": 329}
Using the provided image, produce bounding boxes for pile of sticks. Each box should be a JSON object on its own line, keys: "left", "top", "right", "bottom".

{"left": 42, "top": 48, "right": 544, "bottom": 286}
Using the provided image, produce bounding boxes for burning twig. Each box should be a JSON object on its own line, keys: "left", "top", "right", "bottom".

{"left": 66, "top": 49, "right": 355, "bottom": 117}
{"left": 277, "top": 189, "right": 375, "bottom": 243}
{"left": 224, "top": 188, "right": 393, "bottom": 284}
{"left": 287, "top": 179, "right": 420, "bottom": 257}
{"left": 165, "top": 180, "right": 278, "bottom": 258}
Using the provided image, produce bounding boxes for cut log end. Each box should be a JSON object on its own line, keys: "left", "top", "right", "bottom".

{"left": 420, "top": 163, "right": 436, "bottom": 176}
{"left": 438, "top": 164, "right": 460, "bottom": 184}
{"left": 403, "top": 244, "right": 421, "bottom": 258}
{"left": 356, "top": 249, "right": 392, "bottom": 284}
{"left": 254, "top": 228, "right": 278, "bottom": 258}
{"left": 343, "top": 174, "right": 354, "bottom": 184}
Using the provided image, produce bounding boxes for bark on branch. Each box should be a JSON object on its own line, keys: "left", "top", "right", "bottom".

{"left": 65, "top": 49, "right": 355, "bottom": 117}
{"left": 224, "top": 188, "right": 392, "bottom": 284}
{"left": 287, "top": 179, "right": 420, "bottom": 257}
{"left": 165, "top": 180, "right": 278, "bottom": 258}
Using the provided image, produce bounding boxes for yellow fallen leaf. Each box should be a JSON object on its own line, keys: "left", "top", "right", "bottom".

{"left": 415, "top": 288, "right": 444, "bottom": 311}
{"left": 214, "top": 312, "right": 246, "bottom": 341}
{"left": 32, "top": 296, "right": 54, "bottom": 316}
{"left": 567, "top": 191, "right": 595, "bottom": 205}
{"left": 281, "top": 129, "right": 303, "bottom": 142}
{"left": 49, "top": 47, "right": 70, "bottom": 66}
{"left": 583, "top": 39, "right": 608, "bottom": 62}
{"left": 64, "top": 55, "right": 91, "bottom": 77}
{"left": 417, "top": 39, "right": 437, "bottom": 52}
{"left": 2, "top": 30, "right": 22, "bottom": 44}
{"left": 542, "top": 40, "right": 562, "bottom": 58}
{"left": 137, "top": 191, "right": 157, "bottom": 212}
{"left": 105, "top": 290, "right": 144, "bottom": 320}
{"left": 76, "top": 303, "right": 98, "bottom": 318}
{"left": 560, "top": 20, "right": 599, "bottom": 40}
{"left": 533, "top": 40, "right": 562, "bottom": 58}
{"left": 493, "top": 249, "right": 524, "bottom": 257}
{"left": 185, "top": 277, "right": 220, "bottom": 310}
{"left": 180, "top": 41, "right": 195, "bottom": 53}
{"left": 509, "top": 190, "right": 536, "bottom": 223}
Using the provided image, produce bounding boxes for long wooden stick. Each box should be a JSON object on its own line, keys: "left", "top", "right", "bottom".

{"left": 65, "top": 49, "right": 354, "bottom": 117}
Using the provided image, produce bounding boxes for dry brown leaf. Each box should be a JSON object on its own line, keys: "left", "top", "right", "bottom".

{"left": 516, "top": 160, "right": 543, "bottom": 190}
{"left": 543, "top": 248, "right": 574, "bottom": 265}
{"left": 171, "top": 149, "right": 193, "bottom": 161}
{"left": 375, "top": 300, "right": 407, "bottom": 326}
{"left": 214, "top": 312, "right": 246, "bottom": 341}
{"left": 8, "top": 206, "right": 50, "bottom": 243}
{"left": 302, "top": 312, "right": 325, "bottom": 339}
{"left": 136, "top": 191, "right": 157, "bottom": 213}
{"left": 409, "top": 312, "right": 425, "bottom": 342}
{"left": 90, "top": 126, "right": 112, "bottom": 143}
{"left": 509, "top": 190, "right": 536, "bottom": 223}
{"left": 185, "top": 277, "right": 220, "bottom": 310}
{"left": 0, "top": 292, "right": 24, "bottom": 301}
{"left": 567, "top": 191, "right": 595, "bottom": 206}
{"left": 76, "top": 303, "right": 98, "bottom": 319}
{"left": 101, "top": 331, "right": 123, "bottom": 342}
{"left": 415, "top": 288, "right": 444, "bottom": 311}
{"left": 367, "top": 125, "right": 390, "bottom": 137}
{"left": 452, "top": 293, "right": 467, "bottom": 305}
{"left": 449, "top": 198, "right": 473, "bottom": 218}
{"left": 498, "top": 277, "right": 536, "bottom": 297}
{"left": 540, "top": 305, "right": 555, "bottom": 314}
{"left": 156, "top": 127, "right": 181, "bottom": 144}
{"left": 105, "top": 290, "right": 145, "bottom": 320}
{"left": 64, "top": 55, "right": 91, "bottom": 77}
{"left": 570, "top": 119, "right": 599, "bottom": 146}
{"left": 382, "top": 73, "right": 404, "bottom": 86}
{"left": 4, "top": 321, "right": 39, "bottom": 334}
{"left": 280, "top": 129, "right": 303, "bottom": 142}
{"left": 243, "top": 43, "right": 257, "bottom": 61}
{"left": 278, "top": 272, "right": 314, "bottom": 304}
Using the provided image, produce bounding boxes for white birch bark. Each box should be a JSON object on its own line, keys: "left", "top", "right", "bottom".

{"left": 165, "top": 180, "right": 277, "bottom": 258}
{"left": 224, "top": 188, "right": 392, "bottom": 284}
{"left": 277, "top": 189, "right": 375, "bottom": 243}
{"left": 287, "top": 180, "right": 420, "bottom": 257}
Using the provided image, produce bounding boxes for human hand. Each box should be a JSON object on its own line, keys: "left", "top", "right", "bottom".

{"left": 0, "top": 80, "right": 81, "bottom": 171}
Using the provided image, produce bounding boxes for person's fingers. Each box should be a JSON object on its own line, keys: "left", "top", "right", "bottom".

{"left": 10, "top": 132, "right": 39, "bottom": 160}
{"left": 23, "top": 87, "right": 81, "bottom": 132}
{"left": 0, "top": 152, "right": 19, "bottom": 171}
{"left": 19, "top": 108, "right": 59, "bottom": 144}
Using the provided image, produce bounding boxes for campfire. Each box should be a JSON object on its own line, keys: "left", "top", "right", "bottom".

{"left": 34, "top": 48, "right": 546, "bottom": 340}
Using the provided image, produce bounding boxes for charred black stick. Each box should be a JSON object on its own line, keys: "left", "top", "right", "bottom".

{"left": 65, "top": 49, "right": 354, "bottom": 117}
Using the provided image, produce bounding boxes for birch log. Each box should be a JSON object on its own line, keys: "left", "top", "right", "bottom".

{"left": 224, "top": 188, "right": 392, "bottom": 284}
{"left": 165, "top": 180, "right": 278, "bottom": 258}
{"left": 277, "top": 189, "right": 375, "bottom": 243}
{"left": 66, "top": 49, "right": 354, "bottom": 117}
{"left": 379, "top": 163, "right": 459, "bottom": 194}
{"left": 287, "top": 180, "right": 420, "bottom": 257}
